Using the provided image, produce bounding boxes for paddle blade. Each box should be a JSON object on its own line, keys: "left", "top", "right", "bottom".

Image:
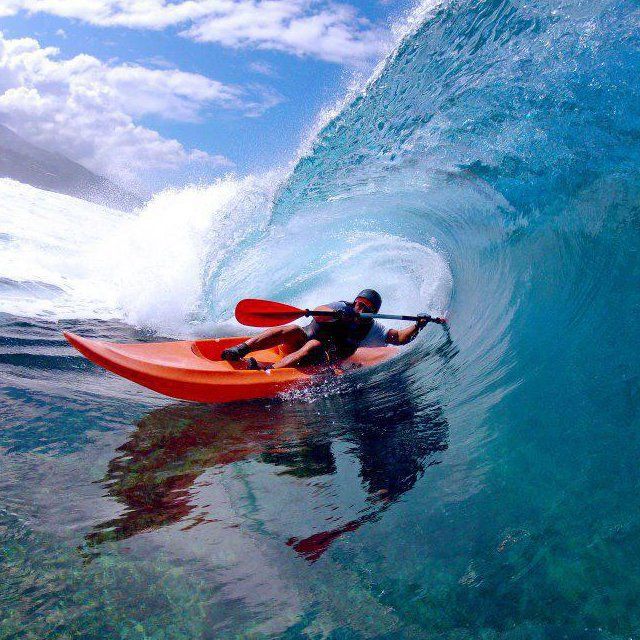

{"left": 235, "top": 299, "right": 305, "bottom": 327}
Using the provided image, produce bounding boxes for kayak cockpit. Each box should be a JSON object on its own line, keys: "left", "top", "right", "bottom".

{"left": 191, "top": 338, "right": 282, "bottom": 366}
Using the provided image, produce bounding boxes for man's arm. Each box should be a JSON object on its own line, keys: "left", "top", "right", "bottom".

{"left": 385, "top": 315, "right": 432, "bottom": 345}
{"left": 386, "top": 324, "right": 421, "bottom": 345}
{"left": 312, "top": 305, "right": 338, "bottom": 323}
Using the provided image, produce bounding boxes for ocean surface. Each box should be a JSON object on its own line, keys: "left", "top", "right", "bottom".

{"left": 1, "top": 0, "right": 639, "bottom": 637}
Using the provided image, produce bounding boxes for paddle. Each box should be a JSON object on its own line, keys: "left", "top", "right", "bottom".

{"left": 235, "top": 298, "right": 447, "bottom": 327}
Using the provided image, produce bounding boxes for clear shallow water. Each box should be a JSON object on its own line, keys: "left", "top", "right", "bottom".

{"left": 2, "top": 0, "right": 640, "bottom": 637}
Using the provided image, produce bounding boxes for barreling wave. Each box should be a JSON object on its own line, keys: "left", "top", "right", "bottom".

{"left": 2, "top": 2, "right": 640, "bottom": 635}
{"left": 2, "top": 0, "right": 639, "bottom": 414}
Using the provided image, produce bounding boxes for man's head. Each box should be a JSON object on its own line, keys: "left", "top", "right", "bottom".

{"left": 354, "top": 289, "right": 382, "bottom": 313}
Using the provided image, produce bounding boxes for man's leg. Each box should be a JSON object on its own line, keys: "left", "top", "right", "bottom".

{"left": 271, "top": 339, "right": 324, "bottom": 369}
{"left": 221, "top": 325, "right": 306, "bottom": 361}
{"left": 247, "top": 339, "right": 324, "bottom": 370}
{"left": 244, "top": 325, "right": 307, "bottom": 351}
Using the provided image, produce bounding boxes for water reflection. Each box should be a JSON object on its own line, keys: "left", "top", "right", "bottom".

{"left": 87, "top": 373, "right": 449, "bottom": 562}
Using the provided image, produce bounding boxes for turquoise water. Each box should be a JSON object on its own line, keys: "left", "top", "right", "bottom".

{"left": 2, "top": 0, "right": 640, "bottom": 636}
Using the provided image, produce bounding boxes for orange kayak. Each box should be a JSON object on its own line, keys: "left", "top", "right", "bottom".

{"left": 64, "top": 332, "right": 396, "bottom": 403}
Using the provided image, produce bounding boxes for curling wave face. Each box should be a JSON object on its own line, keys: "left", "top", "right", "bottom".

{"left": 2, "top": 0, "right": 640, "bottom": 635}
{"left": 1, "top": 0, "right": 638, "bottom": 411}
{"left": 2, "top": 0, "right": 639, "bottom": 429}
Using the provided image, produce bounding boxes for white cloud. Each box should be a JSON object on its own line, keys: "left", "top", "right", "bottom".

{"left": 185, "top": 1, "right": 385, "bottom": 64}
{"left": 249, "top": 61, "right": 277, "bottom": 77}
{"left": 4, "top": 0, "right": 387, "bottom": 65}
{"left": 0, "top": 1, "right": 22, "bottom": 19}
{"left": 103, "top": 64, "right": 242, "bottom": 121}
{"left": 239, "top": 84, "right": 285, "bottom": 117}
{"left": 0, "top": 33, "right": 282, "bottom": 189}
{"left": 139, "top": 55, "right": 176, "bottom": 70}
{"left": 4, "top": 0, "right": 207, "bottom": 28}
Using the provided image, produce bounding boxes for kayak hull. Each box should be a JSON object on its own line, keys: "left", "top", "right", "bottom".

{"left": 63, "top": 332, "right": 395, "bottom": 403}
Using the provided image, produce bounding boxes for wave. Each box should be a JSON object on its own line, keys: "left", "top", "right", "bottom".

{"left": 2, "top": 0, "right": 639, "bottom": 414}
{"left": 2, "top": 3, "right": 639, "bottom": 634}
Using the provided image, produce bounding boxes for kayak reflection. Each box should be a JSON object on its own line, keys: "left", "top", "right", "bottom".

{"left": 286, "top": 379, "right": 449, "bottom": 561}
{"left": 86, "top": 376, "right": 449, "bottom": 562}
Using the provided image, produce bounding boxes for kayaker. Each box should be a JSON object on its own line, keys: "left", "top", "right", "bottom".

{"left": 221, "top": 289, "right": 439, "bottom": 370}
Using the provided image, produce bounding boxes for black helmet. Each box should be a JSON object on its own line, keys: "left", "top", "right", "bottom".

{"left": 355, "top": 289, "right": 382, "bottom": 313}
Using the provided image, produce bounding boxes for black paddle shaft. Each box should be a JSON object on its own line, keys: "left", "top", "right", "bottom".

{"left": 304, "top": 309, "right": 442, "bottom": 323}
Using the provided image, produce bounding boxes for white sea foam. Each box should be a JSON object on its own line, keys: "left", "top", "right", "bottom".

{"left": 0, "top": 173, "right": 452, "bottom": 334}
{"left": 0, "top": 178, "right": 129, "bottom": 320}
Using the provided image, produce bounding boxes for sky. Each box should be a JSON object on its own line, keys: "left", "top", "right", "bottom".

{"left": 0, "top": 0, "right": 410, "bottom": 194}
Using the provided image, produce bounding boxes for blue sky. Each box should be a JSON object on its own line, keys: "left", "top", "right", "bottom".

{"left": 0, "top": 1, "right": 410, "bottom": 193}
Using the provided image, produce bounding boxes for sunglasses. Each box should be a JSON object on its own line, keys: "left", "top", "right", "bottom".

{"left": 355, "top": 298, "right": 376, "bottom": 313}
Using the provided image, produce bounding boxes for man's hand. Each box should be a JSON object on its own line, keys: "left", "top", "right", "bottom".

{"left": 387, "top": 314, "right": 433, "bottom": 345}
{"left": 313, "top": 305, "right": 338, "bottom": 323}
{"left": 336, "top": 306, "right": 357, "bottom": 321}
{"left": 416, "top": 313, "right": 433, "bottom": 330}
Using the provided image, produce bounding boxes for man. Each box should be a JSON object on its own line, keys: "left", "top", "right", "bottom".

{"left": 221, "top": 289, "right": 441, "bottom": 370}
